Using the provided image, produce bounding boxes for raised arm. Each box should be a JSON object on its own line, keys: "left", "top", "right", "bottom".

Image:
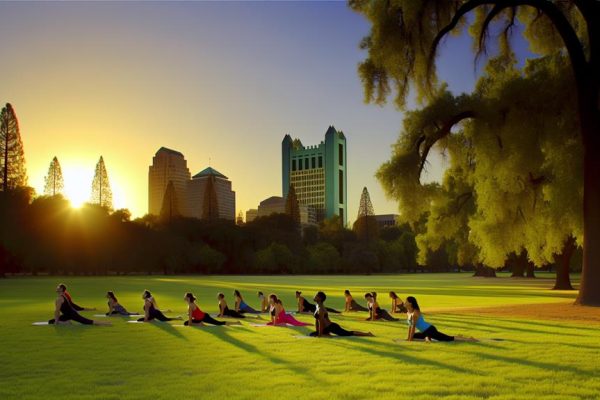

{"left": 54, "top": 297, "right": 62, "bottom": 323}
{"left": 144, "top": 300, "right": 150, "bottom": 322}
{"left": 407, "top": 312, "right": 418, "bottom": 341}
{"left": 218, "top": 301, "right": 225, "bottom": 317}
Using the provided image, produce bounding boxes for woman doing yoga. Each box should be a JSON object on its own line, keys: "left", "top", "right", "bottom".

{"left": 344, "top": 290, "right": 369, "bottom": 312}
{"left": 218, "top": 293, "right": 246, "bottom": 318}
{"left": 106, "top": 291, "right": 139, "bottom": 316}
{"left": 59, "top": 284, "right": 96, "bottom": 311}
{"left": 184, "top": 293, "right": 239, "bottom": 326}
{"left": 310, "top": 292, "right": 373, "bottom": 337}
{"left": 137, "top": 290, "right": 182, "bottom": 322}
{"left": 365, "top": 292, "right": 399, "bottom": 321}
{"left": 49, "top": 284, "right": 109, "bottom": 325}
{"left": 234, "top": 290, "right": 260, "bottom": 314}
{"left": 297, "top": 291, "right": 341, "bottom": 314}
{"left": 258, "top": 291, "right": 268, "bottom": 313}
{"left": 405, "top": 296, "right": 476, "bottom": 342}
{"left": 389, "top": 291, "right": 407, "bottom": 314}
{"left": 267, "top": 294, "right": 309, "bottom": 326}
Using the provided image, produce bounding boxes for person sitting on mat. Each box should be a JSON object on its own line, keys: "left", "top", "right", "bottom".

{"left": 389, "top": 291, "right": 407, "bottom": 314}
{"left": 106, "top": 291, "right": 139, "bottom": 316}
{"left": 184, "top": 293, "right": 239, "bottom": 326}
{"left": 234, "top": 290, "right": 260, "bottom": 314}
{"left": 137, "top": 290, "right": 182, "bottom": 322}
{"left": 297, "top": 291, "right": 341, "bottom": 314}
{"left": 49, "top": 284, "right": 109, "bottom": 326}
{"left": 258, "top": 291, "right": 268, "bottom": 313}
{"left": 344, "top": 290, "right": 369, "bottom": 312}
{"left": 59, "top": 283, "right": 96, "bottom": 311}
{"left": 268, "top": 296, "right": 310, "bottom": 326}
{"left": 310, "top": 291, "right": 373, "bottom": 337}
{"left": 365, "top": 292, "right": 399, "bottom": 321}
{"left": 217, "top": 293, "right": 245, "bottom": 318}
{"left": 405, "top": 296, "right": 476, "bottom": 342}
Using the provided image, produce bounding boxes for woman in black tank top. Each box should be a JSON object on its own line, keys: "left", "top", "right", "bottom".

{"left": 309, "top": 292, "right": 373, "bottom": 337}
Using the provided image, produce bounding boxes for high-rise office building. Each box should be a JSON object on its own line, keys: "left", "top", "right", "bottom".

{"left": 187, "top": 167, "right": 236, "bottom": 221}
{"left": 282, "top": 126, "right": 347, "bottom": 225}
{"left": 148, "top": 147, "right": 191, "bottom": 216}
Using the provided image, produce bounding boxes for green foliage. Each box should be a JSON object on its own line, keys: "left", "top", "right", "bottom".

{"left": 306, "top": 242, "right": 342, "bottom": 274}
{"left": 254, "top": 242, "right": 298, "bottom": 274}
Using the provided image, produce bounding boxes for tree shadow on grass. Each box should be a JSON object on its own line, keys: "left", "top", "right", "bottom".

{"left": 327, "top": 340, "right": 480, "bottom": 375}
{"left": 200, "top": 325, "right": 325, "bottom": 383}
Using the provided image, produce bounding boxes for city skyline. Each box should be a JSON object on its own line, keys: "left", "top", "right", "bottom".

{"left": 0, "top": 2, "right": 533, "bottom": 222}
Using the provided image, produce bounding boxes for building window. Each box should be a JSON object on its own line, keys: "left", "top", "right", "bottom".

{"left": 318, "top": 156, "right": 323, "bottom": 168}
{"left": 299, "top": 159, "right": 303, "bottom": 171}
{"left": 339, "top": 170, "right": 344, "bottom": 204}
{"left": 305, "top": 158, "right": 309, "bottom": 170}
{"left": 292, "top": 160, "right": 296, "bottom": 171}
{"left": 338, "top": 144, "right": 343, "bottom": 166}
{"left": 311, "top": 157, "right": 316, "bottom": 169}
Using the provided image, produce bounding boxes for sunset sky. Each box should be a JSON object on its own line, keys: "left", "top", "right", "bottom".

{"left": 0, "top": 2, "right": 531, "bottom": 222}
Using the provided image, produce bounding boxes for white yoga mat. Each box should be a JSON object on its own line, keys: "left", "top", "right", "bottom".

{"left": 32, "top": 322, "right": 50, "bottom": 326}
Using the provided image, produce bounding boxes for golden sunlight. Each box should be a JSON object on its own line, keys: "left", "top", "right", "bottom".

{"left": 62, "top": 164, "right": 93, "bottom": 208}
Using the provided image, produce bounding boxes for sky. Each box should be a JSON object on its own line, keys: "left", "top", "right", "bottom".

{"left": 0, "top": 1, "right": 532, "bottom": 223}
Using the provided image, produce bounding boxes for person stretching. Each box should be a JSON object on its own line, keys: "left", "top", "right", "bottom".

{"left": 310, "top": 292, "right": 373, "bottom": 337}
{"left": 258, "top": 291, "right": 268, "bottom": 313}
{"left": 267, "top": 295, "right": 309, "bottom": 326}
{"left": 106, "top": 291, "right": 139, "bottom": 316}
{"left": 184, "top": 293, "right": 239, "bottom": 326}
{"left": 405, "top": 296, "right": 476, "bottom": 342}
{"left": 49, "top": 284, "right": 109, "bottom": 325}
{"left": 344, "top": 290, "right": 369, "bottom": 312}
{"left": 297, "top": 291, "right": 341, "bottom": 314}
{"left": 389, "top": 291, "right": 407, "bottom": 314}
{"left": 218, "top": 293, "right": 246, "bottom": 318}
{"left": 137, "top": 290, "right": 182, "bottom": 322}
{"left": 365, "top": 292, "right": 399, "bottom": 321}
{"left": 234, "top": 290, "right": 260, "bottom": 314}
{"left": 59, "top": 284, "right": 96, "bottom": 311}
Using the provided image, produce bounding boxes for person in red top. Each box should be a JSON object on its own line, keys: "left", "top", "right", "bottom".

{"left": 183, "top": 292, "right": 240, "bottom": 326}
{"left": 59, "top": 284, "right": 96, "bottom": 311}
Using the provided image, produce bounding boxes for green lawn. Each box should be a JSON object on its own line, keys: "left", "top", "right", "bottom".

{"left": 1, "top": 273, "right": 599, "bottom": 400}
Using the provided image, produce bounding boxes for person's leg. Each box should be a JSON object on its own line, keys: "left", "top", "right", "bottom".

{"left": 70, "top": 303, "right": 85, "bottom": 312}
{"left": 151, "top": 308, "right": 177, "bottom": 322}
{"left": 427, "top": 325, "right": 454, "bottom": 342}
{"left": 226, "top": 309, "right": 246, "bottom": 318}
{"left": 201, "top": 314, "right": 227, "bottom": 326}
{"left": 325, "top": 307, "right": 341, "bottom": 314}
{"left": 69, "top": 312, "right": 94, "bottom": 325}
{"left": 242, "top": 305, "right": 261, "bottom": 314}
{"left": 412, "top": 331, "right": 427, "bottom": 340}
{"left": 328, "top": 323, "right": 354, "bottom": 336}
{"left": 351, "top": 300, "right": 369, "bottom": 312}
{"left": 380, "top": 310, "right": 399, "bottom": 321}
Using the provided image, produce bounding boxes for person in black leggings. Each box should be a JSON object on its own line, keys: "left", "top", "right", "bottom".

{"left": 59, "top": 284, "right": 96, "bottom": 311}
{"left": 365, "top": 292, "right": 399, "bottom": 321}
{"left": 183, "top": 293, "right": 239, "bottom": 326}
{"left": 297, "top": 291, "right": 341, "bottom": 314}
{"left": 309, "top": 291, "right": 373, "bottom": 337}
{"left": 137, "top": 290, "right": 182, "bottom": 322}
{"left": 405, "top": 296, "right": 476, "bottom": 342}
{"left": 48, "top": 285, "right": 109, "bottom": 325}
{"left": 217, "top": 293, "right": 246, "bottom": 318}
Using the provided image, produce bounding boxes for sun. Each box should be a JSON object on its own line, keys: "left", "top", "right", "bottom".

{"left": 62, "top": 165, "right": 94, "bottom": 208}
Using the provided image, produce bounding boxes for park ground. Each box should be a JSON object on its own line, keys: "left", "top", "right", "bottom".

{"left": 0, "top": 273, "right": 599, "bottom": 400}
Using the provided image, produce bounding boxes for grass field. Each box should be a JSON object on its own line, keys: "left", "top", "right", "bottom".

{"left": 1, "top": 273, "right": 599, "bottom": 400}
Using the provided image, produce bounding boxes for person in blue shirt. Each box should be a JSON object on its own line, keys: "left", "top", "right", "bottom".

{"left": 405, "top": 296, "right": 476, "bottom": 342}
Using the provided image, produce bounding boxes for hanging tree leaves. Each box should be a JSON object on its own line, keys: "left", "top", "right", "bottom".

{"left": 91, "top": 156, "right": 113, "bottom": 209}
{"left": 43, "top": 156, "right": 64, "bottom": 196}
{"left": 0, "top": 103, "right": 27, "bottom": 191}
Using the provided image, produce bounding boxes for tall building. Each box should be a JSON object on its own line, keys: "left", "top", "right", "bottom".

{"left": 187, "top": 167, "right": 236, "bottom": 221}
{"left": 148, "top": 147, "right": 191, "bottom": 216}
{"left": 375, "top": 214, "right": 400, "bottom": 229}
{"left": 282, "top": 126, "right": 347, "bottom": 225}
{"left": 245, "top": 209, "right": 258, "bottom": 223}
{"left": 256, "top": 196, "right": 317, "bottom": 225}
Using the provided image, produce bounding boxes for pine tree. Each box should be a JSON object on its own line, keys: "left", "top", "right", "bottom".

{"left": 43, "top": 156, "right": 64, "bottom": 196}
{"left": 202, "top": 174, "right": 219, "bottom": 221}
{"left": 285, "top": 184, "right": 300, "bottom": 226}
{"left": 353, "top": 187, "right": 378, "bottom": 242}
{"left": 160, "top": 180, "right": 179, "bottom": 221}
{"left": 0, "top": 103, "right": 27, "bottom": 191}
{"left": 91, "top": 156, "right": 113, "bottom": 209}
{"left": 236, "top": 211, "right": 244, "bottom": 226}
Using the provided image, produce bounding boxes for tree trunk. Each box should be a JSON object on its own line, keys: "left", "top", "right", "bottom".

{"left": 554, "top": 236, "right": 575, "bottom": 290}
{"left": 511, "top": 252, "right": 526, "bottom": 277}
{"left": 525, "top": 261, "right": 535, "bottom": 278}
{"left": 473, "top": 264, "right": 496, "bottom": 277}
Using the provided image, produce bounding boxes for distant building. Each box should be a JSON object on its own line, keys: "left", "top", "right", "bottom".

{"left": 148, "top": 148, "right": 235, "bottom": 221}
{"left": 256, "top": 195, "right": 317, "bottom": 225}
{"left": 282, "top": 126, "right": 347, "bottom": 225}
{"left": 246, "top": 209, "right": 258, "bottom": 223}
{"left": 148, "top": 147, "right": 191, "bottom": 216}
{"left": 187, "top": 167, "right": 236, "bottom": 221}
{"left": 374, "top": 214, "right": 399, "bottom": 229}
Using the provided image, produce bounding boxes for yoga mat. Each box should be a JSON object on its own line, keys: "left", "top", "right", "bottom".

{"left": 127, "top": 320, "right": 147, "bottom": 324}
{"left": 292, "top": 335, "right": 347, "bottom": 339}
{"left": 173, "top": 324, "right": 218, "bottom": 328}
{"left": 32, "top": 322, "right": 50, "bottom": 326}
{"left": 94, "top": 314, "right": 141, "bottom": 318}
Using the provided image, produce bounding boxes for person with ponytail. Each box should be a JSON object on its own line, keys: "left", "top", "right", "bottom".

{"left": 344, "top": 289, "right": 369, "bottom": 312}
{"left": 364, "top": 292, "right": 399, "bottom": 321}
{"left": 389, "top": 291, "right": 407, "bottom": 314}
{"left": 310, "top": 292, "right": 373, "bottom": 337}
{"left": 217, "top": 293, "right": 246, "bottom": 318}
{"left": 234, "top": 290, "right": 260, "bottom": 314}
{"left": 183, "top": 293, "right": 239, "bottom": 326}
{"left": 48, "top": 284, "right": 109, "bottom": 326}
{"left": 267, "top": 294, "right": 309, "bottom": 326}
{"left": 257, "top": 291, "right": 268, "bottom": 313}
{"left": 105, "top": 291, "right": 139, "bottom": 316}
{"left": 137, "top": 290, "right": 182, "bottom": 322}
{"left": 405, "top": 296, "right": 476, "bottom": 342}
{"left": 297, "top": 290, "right": 341, "bottom": 314}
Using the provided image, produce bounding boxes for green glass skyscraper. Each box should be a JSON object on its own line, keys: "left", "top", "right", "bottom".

{"left": 282, "top": 126, "right": 347, "bottom": 225}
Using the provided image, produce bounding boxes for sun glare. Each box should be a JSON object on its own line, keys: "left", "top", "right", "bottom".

{"left": 62, "top": 166, "right": 94, "bottom": 208}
